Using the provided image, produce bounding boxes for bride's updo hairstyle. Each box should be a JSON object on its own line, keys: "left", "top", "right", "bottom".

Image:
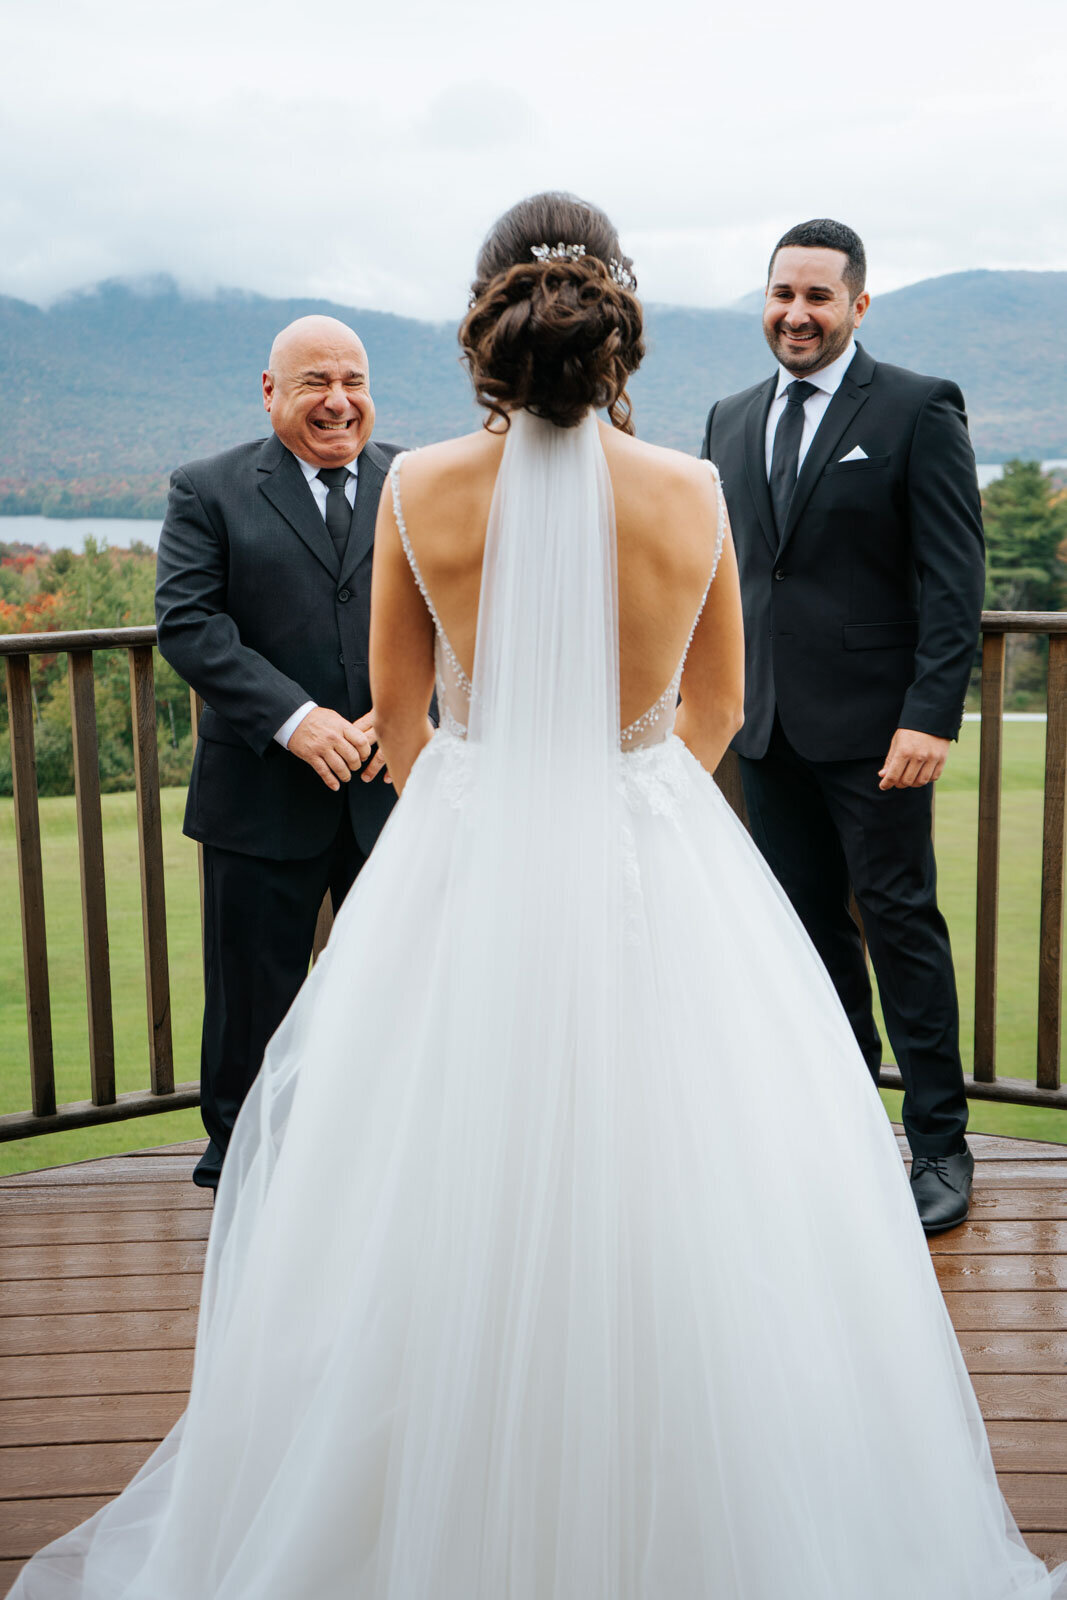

{"left": 460, "top": 192, "right": 644, "bottom": 433}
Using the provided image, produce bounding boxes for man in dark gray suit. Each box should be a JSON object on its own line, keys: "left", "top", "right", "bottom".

{"left": 702, "top": 221, "right": 985, "bottom": 1233}
{"left": 156, "top": 316, "right": 401, "bottom": 1192}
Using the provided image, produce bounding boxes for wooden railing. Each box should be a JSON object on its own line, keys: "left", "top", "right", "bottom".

{"left": 1, "top": 628, "right": 200, "bottom": 1141}
{"left": 2, "top": 615, "right": 1067, "bottom": 1141}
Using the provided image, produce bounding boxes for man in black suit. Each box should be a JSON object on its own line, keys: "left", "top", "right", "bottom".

{"left": 702, "top": 220, "right": 985, "bottom": 1232}
{"left": 156, "top": 316, "right": 401, "bottom": 1192}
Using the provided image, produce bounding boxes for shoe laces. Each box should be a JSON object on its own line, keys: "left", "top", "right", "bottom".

{"left": 911, "top": 1155, "right": 952, "bottom": 1185}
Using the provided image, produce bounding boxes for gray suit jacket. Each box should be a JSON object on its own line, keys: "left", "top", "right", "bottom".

{"left": 155, "top": 433, "right": 401, "bottom": 859}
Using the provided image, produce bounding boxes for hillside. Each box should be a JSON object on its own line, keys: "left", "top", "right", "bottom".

{"left": 0, "top": 269, "right": 1064, "bottom": 514}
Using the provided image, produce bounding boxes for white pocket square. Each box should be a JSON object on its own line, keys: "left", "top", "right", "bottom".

{"left": 839, "top": 445, "right": 868, "bottom": 462}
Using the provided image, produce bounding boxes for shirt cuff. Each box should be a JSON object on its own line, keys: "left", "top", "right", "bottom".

{"left": 274, "top": 702, "right": 317, "bottom": 749}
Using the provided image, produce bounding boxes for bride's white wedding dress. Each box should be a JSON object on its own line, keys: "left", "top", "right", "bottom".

{"left": 13, "top": 411, "right": 1065, "bottom": 1598}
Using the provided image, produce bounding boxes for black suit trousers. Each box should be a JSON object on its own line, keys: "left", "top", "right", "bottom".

{"left": 738, "top": 716, "right": 968, "bottom": 1156}
{"left": 192, "top": 810, "right": 366, "bottom": 1190}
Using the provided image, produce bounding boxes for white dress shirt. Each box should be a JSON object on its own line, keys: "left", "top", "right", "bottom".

{"left": 274, "top": 454, "right": 360, "bottom": 749}
{"left": 764, "top": 340, "right": 857, "bottom": 480}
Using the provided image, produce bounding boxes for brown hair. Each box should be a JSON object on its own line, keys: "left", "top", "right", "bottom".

{"left": 459, "top": 192, "right": 644, "bottom": 433}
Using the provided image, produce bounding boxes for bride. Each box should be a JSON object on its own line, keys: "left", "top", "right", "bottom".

{"left": 12, "top": 193, "right": 1065, "bottom": 1598}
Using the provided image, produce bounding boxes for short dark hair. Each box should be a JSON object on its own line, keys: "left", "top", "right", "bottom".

{"left": 767, "top": 219, "right": 867, "bottom": 299}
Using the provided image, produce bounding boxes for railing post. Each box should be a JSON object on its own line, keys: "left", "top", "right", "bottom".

{"left": 68, "top": 650, "right": 115, "bottom": 1106}
{"left": 1037, "top": 635, "right": 1067, "bottom": 1090}
{"left": 974, "top": 633, "right": 1005, "bottom": 1083}
{"left": 128, "top": 646, "right": 174, "bottom": 1095}
{"left": 4, "top": 656, "right": 55, "bottom": 1117}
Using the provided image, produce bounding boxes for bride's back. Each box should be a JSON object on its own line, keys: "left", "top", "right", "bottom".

{"left": 389, "top": 424, "right": 722, "bottom": 732}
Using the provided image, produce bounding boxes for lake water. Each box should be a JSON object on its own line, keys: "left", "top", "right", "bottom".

{"left": 1, "top": 515, "right": 163, "bottom": 552}
{"left": 2, "top": 461, "right": 1066, "bottom": 553}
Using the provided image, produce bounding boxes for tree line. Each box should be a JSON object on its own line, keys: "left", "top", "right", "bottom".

{"left": 0, "top": 461, "right": 1065, "bottom": 799}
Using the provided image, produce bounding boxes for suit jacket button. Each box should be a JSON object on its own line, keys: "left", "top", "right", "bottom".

{"left": 338, "top": 588, "right": 351, "bottom": 603}
{"left": 338, "top": 653, "right": 344, "bottom": 666}
{"left": 774, "top": 568, "right": 786, "bottom": 581}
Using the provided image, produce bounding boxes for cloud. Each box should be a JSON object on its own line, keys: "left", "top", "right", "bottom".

{"left": 0, "top": 0, "right": 1064, "bottom": 317}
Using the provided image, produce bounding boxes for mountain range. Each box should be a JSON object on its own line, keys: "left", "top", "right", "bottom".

{"left": 0, "top": 269, "right": 1064, "bottom": 517}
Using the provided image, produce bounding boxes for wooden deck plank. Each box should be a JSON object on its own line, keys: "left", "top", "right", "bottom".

{"left": 1029, "top": 1533, "right": 1067, "bottom": 1567}
{"left": 0, "top": 1350, "right": 193, "bottom": 1399}
{"left": 969, "top": 1189, "right": 1067, "bottom": 1220}
{"left": 0, "top": 1311, "right": 197, "bottom": 1358}
{"left": 971, "top": 1376, "right": 1067, "bottom": 1420}
{"left": 928, "top": 1220, "right": 1067, "bottom": 1254}
{"left": 0, "top": 1496, "right": 109, "bottom": 1559}
{"left": 1, "top": 1442, "right": 159, "bottom": 1500}
{"left": 987, "top": 1420, "right": 1067, "bottom": 1472}
{"left": 943, "top": 1292, "right": 1067, "bottom": 1330}
{"left": 896, "top": 1133, "right": 1067, "bottom": 1161}
{"left": 127, "top": 1141, "right": 205, "bottom": 1158}
{"left": 0, "top": 1156, "right": 202, "bottom": 1188}
{"left": 997, "top": 1474, "right": 1067, "bottom": 1529}
{"left": 1, "top": 1273, "right": 202, "bottom": 1318}
{"left": 0, "top": 1393, "right": 183, "bottom": 1447}
{"left": 935, "top": 1256, "right": 1067, "bottom": 1291}
{"left": 0, "top": 1183, "right": 210, "bottom": 1217}
{"left": 960, "top": 1331, "right": 1067, "bottom": 1372}
{"left": 0, "top": 1209, "right": 211, "bottom": 1247}
{"left": 0, "top": 1239, "right": 207, "bottom": 1281}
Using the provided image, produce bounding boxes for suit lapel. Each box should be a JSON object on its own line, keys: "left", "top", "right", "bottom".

{"left": 778, "top": 343, "right": 876, "bottom": 554}
{"left": 743, "top": 376, "right": 780, "bottom": 557}
{"left": 339, "top": 443, "right": 387, "bottom": 585}
{"left": 257, "top": 435, "right": 339, "bottom": 577}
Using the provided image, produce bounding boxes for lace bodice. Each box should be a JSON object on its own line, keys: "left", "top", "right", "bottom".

{"left": 388, "top": 453, "right": 726, "bottom": 750}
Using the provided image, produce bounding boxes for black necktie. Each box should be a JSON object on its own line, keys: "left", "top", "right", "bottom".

{"left": 769, "top": 379, "right": 817, "bottom": 537}
{"left": 316, "top": 467, "right": 354, "bottom": 562}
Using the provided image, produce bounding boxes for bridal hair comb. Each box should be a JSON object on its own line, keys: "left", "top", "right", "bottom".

{"left": 531, "top": 242, "right": 637, "bottom": 291}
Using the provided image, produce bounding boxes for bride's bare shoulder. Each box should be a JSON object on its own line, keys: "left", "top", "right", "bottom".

{"left": 391, "top": 430, "right": 504, "bottom": 502}
{"left": 598, "top": 426, "right": 718, "bottom": 518}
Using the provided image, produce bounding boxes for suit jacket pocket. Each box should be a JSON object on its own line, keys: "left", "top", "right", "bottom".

{"left": 823, "top": 454, "right": 891, "bottom": 474}
{"left": 196, "top": 705, "right": 258, "bottom": 749}
{"left": 843, "top": 620, "right": 920, "bottom": 651}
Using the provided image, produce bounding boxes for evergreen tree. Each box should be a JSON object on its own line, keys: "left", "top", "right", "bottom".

{"left": 982, "top": 460, "right": 1067, "bottom": 612}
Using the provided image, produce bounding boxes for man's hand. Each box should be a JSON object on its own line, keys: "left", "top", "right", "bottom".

{"left": 351, "top": 709, "right": 390, "bottom": 785}
{"left": 288, "top": 707, "right": 373, "bottom": 791}
{"left": 878, "top": 728, "right": 950, "bottom": 791}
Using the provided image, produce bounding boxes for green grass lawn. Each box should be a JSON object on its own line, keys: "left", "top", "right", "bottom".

{"left": 2, "top": 721, "right": 1066, "bottom": 1176}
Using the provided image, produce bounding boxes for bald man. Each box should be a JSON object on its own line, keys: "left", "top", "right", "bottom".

{"left": 156, "top": 317, "right": 403, "bottom": 1192}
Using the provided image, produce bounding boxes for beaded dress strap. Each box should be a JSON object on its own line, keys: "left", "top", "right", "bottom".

{"left": 619, "top": 460, "right": 727, "bottom": 745}
{"left": 389, "top": 453, "right": 473, "bottom": 697}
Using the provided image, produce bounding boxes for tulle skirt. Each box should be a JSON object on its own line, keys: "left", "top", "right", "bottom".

{"left": 12, "top": 732, "right": 1065, "bottom": 1598}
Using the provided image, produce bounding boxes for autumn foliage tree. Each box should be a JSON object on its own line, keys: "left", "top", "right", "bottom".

{"left": 0, "top": 540, "right": 193, "bottom": 797}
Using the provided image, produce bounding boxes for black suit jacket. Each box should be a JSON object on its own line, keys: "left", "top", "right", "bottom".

{"left": 701, "top": 343, "right": 985, "bottom": 762}
{"left": 155, "top": 433, "right": 401, "bottom": 859}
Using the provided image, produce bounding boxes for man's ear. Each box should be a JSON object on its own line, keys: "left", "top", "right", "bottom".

{"left": 262, "top": 370, "right": 274, "bottom": 413}
{"left": 852, "top": 291, "right": 871, "bottom": 329}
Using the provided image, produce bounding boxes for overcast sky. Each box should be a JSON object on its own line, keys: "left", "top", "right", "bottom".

{"left": 2, "top": 0, "right": 1064, "bottom": 321}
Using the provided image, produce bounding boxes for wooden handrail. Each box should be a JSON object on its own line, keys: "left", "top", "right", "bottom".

{"left": 2, "top": 614, "right": 1067, "bottom": 1140}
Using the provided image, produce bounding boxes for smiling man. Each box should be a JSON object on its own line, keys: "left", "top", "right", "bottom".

{"left": 701, "top": 220, "right": 986, "bottom": 1233}
{"left": 155, "top": 315, "right": 402, "bottom": 1194}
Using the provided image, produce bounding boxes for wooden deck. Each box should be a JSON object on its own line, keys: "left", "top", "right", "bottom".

{"left": 1, "top": 1132, "right": 1066, "bottom": 1591}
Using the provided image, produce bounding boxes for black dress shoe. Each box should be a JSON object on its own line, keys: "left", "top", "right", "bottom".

{"left": 910, "top": 1145, "right": 974, "bottom": 1234}
{"left": 192, "top": 1139, "right": 223, "bottom": 1194}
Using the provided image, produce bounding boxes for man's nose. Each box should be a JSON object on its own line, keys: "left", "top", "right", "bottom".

{"left": 323, "top": 383, "right": 350, "bottom": 411}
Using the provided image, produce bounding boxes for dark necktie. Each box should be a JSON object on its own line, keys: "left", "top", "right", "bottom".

{"left": 769, "top": 379, "right": 817, "bottom": 537}
{"left": 316, "top": 467, "right": 354, "bottom": 562}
